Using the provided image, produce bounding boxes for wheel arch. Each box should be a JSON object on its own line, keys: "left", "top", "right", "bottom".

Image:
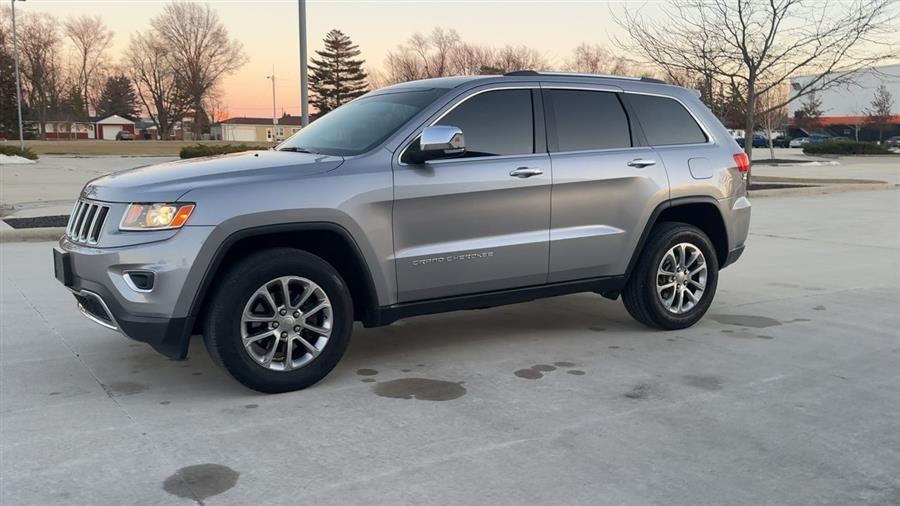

{"left": 187, "top": 222, "right": 381, "bottom": 334}
{"left": 626, "top": 197, "right": 729, "bottom": 278}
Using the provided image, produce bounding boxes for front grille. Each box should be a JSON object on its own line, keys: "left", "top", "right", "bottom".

{"left": 66, "top": 199, "right": 110, "bottom": 244}
{"left": 73, "top": 292, "right": 114, "bottom": 325}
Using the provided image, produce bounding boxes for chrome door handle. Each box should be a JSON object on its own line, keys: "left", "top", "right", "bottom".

{"left": 509, "top": 167, "right": 543, "bottom": 178}
{"left": 627, "top": 158, "right": 656, "bottom": 168}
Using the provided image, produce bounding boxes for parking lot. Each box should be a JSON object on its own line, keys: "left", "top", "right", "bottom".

{"left": 2, "top": 183, "right": 899, "bottom": 504}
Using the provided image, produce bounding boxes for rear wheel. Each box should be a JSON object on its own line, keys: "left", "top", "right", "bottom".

{"left": 204, "top": 248, "right": 353, "bottom": 393}
{"left": 622, "top": 222, "right": 718, "bottom": 330}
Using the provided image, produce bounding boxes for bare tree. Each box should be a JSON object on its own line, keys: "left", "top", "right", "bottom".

{"left": 865, "top": 83, "right": 895, "bottom": 142}
{"left": 756, "top": 82, "right": 790, "bottom": 159}
{"left": 150, "top": 2, "right": 247, "bottom": 138}
{"left": 565, "top": 43, "right": 632, "bottom": 76}
{"left": 384, "top": 28, "right": 547, "bottom": 84}
{"left": 614, "top": 0, "right": 897, "bottom": 159}
{"left": 63, "top": 15, "right": 113, "bottom": 118}
{"left": 793, "top": 91, "right": 824, "bottom": 133}
{"left": 18, "top": 12, "right": 66, "bottom": 137}
{"left": 124, "top": 30, "right": 189, "bottom": 140}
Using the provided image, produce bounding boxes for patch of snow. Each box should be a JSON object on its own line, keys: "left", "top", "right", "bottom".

{"left": 0, "top": 154, "right": 36, "bottom": 165}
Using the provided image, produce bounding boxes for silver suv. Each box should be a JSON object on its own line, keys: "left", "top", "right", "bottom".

{"left": 54, "top": 72, "right": 751, "bottom": 393}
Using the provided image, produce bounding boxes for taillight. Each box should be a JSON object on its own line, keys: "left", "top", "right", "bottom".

{"left": 733, "top": 152, "right": 750, "bottom": 172}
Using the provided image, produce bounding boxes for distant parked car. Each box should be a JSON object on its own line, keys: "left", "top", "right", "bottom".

{"left": 789, "top": 137, "right": 809, "bottom": 148}
{"left": 807, "top": 134, "right": 831, "bottom": 144}
{"left": 827, "top": 136, "right": 850, "bottom": 142}
{"left": 735, "top": 135, "right": 769, "bottom": 148}
{"left": 115, "top": 131, "right": 135, "bottom": 141}
{"left": 884, "top": 136, "right": 900, "bottom": 147}
{"left": 772, "top": 136, "right": 790, "bottom": 148}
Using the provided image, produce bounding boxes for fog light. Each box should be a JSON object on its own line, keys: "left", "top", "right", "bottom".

{"left": 124, "top": 271, "right": 155, "bottom": 292}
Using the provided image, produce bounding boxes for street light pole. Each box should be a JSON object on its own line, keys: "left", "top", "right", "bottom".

{"left": 11, "top": 0, "right": 26, "bottom": 150}
{"left": 267, "top": 68, "right": 277, "bottom": 144}
{"left": 298, "top": 0, "right": 309, "bottom": 126}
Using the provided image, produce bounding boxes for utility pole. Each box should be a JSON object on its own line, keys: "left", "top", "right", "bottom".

{"left": 298, "top": 0, "right": 309, "bottom": 126}
{"left": 267, "top": 68, "right": 277, "bottom": 144}
{"left": 11, "top": 0, "right": 26, "bottom": 150}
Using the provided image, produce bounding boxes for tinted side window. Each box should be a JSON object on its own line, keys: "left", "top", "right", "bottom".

{"left": 435, "top": 89, "right": 534, "bottom": 157}
{"left": 628, "top": 94, "right": 707, "bottom": 145}
{"left": 548, "top": 90, "right": 631, "bottom": 151}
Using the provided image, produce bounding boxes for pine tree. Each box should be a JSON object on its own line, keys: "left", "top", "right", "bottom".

{"left": 95, "top": 75, "right": 140, "bottom": 120}
{"left": 309, "top": 29, "right": 368, "bottom": 115}
{"left": 0, "top": 27, "right": 20, "bottom": 139}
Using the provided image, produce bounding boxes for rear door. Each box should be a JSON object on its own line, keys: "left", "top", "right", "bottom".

{"left": 392, "top": 86, "right": 552, "bottom": 302}
{"left": 544, "top": 86, "right": 669, "bottom": 282}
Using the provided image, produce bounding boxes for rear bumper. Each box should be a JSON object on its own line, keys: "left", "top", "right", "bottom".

{"left": 721, "top": 244, "right": 745, "bottom": 269}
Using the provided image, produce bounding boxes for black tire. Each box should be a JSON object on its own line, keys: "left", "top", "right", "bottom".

{"left": 203, "top": 248, "right": 353, "bottom": 393}
{"left": 622, "top": 222, "right": 719, "bottom": 330}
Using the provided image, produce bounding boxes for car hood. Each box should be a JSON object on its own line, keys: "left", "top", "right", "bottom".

{"left": 82, "top": 150, "right": 344, "bottom": 203}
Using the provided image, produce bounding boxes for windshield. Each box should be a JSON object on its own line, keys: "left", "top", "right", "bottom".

{"left": 277, "top": 89, "right": 447, "bottom": 156}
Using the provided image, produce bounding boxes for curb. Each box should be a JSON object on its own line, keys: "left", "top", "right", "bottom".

{"left": 750, "top": 182, "right": 897, "bottom": 198}
{"left": 0, "top": 227, "right": 65, "bottom": 243}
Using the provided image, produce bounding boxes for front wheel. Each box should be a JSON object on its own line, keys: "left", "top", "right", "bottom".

{"left": 622, "top": 223, "right": 719, "bottom": 330}
{"left": 203, "top": 248, "right": 353, "bottom": 393}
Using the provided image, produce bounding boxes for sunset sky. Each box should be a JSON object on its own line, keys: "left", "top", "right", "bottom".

{"left": 18, "top": 0, "right": 646, "bottom": 118}
{"left": 15, "top": 1, "right": 900, "bottom": 119}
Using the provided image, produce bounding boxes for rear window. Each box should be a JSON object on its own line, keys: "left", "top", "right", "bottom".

{"left": 548, "top": 89, "right": 631, "bottom": 151}
{"left": 628, "top": 94, "right": 707, "bottom": 146}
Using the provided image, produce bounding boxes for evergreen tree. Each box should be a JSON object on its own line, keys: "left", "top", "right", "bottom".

{"left": 95, "top": 75, "right": 140, "bottom": 120}
{"left": 0, "top": 27, "right": 20, "bottom": 139}
{"left": 309, "top": 29, "right": 368, "bottom": 115}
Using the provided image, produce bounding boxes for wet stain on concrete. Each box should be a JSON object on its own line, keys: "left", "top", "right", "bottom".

{"left": 683, "top": 375, "right": 724, "bottom": 391}
{"left": 787, "top": 318, "right": 811, "bottom": 323}
{"left": 244, "top": 404, "right": 258, "bottom": 409}
{"left": 608, "top": 345, "right": 620, "bottom": 349}
{"left": 666, "top": 338, "right": 676, "bottom": 342}
{"left": 515, "top": 368, "right": 543, "bottom": 380}
{"left": 102, "top": 381, "right": 148, "bottom": 397}
{"left": 162, "top": 464, "right": 239, "bottom": 501}
{"left": 589, "top": 326, "right": 606, "bottom": 332}
{"left": 401, "top": 369, "right": 412, "bottom": 373}
{"left": 568, "top": 370, "right": 586, "bottom": 376}
{"left": 813, "top": 305, "right": 826, "bottom": 311}
{"left": 532, "top": 364, "right": 557, "bottom": 372}
{"left": 160, "top": 401, "right": 171, "bottom": 405}
{"left": 625, "top": 383, "right": 656, "bottom": 399}
{"left": 372, "top": 378, "right": 466, "bottom": 401}
{"left": 416, "top": 364, "right": 425, "bottom": 367}
{"left": 361, "top": 378, "right": 376, "bottom": 383}
{"left": 756, "top": 335, "right": 775, "bottom": 340}
{"left": 48, "top": 392, "right": 60, "bottom": 396}
{"left": 710, "top": 314, "right": 782, "bottom": 328}
{"left": 356, "top": 368, "right": 378, "bottom": 376}
{"left": 191, "top": 372, "right": 202, "bottom": 376}
{"left": 554, "top": 361, "right": 576, "bottom": 367}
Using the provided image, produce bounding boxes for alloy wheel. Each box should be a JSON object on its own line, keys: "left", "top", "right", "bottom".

{"left": 656, "top": 242, "right": 707, "bottom": 314}
{"left": 240, "top": 276, "right": 333, "bottom": 371}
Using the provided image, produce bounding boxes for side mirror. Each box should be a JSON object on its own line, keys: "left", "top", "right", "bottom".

{"left": 406, "top": 125, "right": 465, "bottom": 164}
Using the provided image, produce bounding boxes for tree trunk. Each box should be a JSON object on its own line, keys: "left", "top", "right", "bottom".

{"left": 744, "top": 83, "right": 756, "bottom": 186}
{"left": 767, "top": 124, "right": 775, "bottom": 160}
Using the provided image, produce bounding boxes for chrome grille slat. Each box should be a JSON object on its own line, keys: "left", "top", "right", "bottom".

{"left": 66, "top": 199, "right": 110, "bottom": 245}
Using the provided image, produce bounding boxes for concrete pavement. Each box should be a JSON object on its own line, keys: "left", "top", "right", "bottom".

{"left": 1, "top": 188, "right": 899, "bottom": 505}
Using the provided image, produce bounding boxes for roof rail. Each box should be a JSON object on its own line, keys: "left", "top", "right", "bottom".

{"left": 504, "top": 70, "right": 666, "bottom": 84}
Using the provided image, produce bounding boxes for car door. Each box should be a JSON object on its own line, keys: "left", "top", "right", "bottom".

{"left": 392, "top": 86, "right": 552, "bottom": 302}
{"left": 544, "top": 86, "right": 669, "bottom": 282}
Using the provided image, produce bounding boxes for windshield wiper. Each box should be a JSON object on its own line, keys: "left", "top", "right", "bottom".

{"left": 279, "top": 146, "right": 319, "bottom": 154}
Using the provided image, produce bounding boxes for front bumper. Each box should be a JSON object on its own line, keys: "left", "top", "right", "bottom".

{"left": 54, "top": 225, "right": 214, "bottom": 359}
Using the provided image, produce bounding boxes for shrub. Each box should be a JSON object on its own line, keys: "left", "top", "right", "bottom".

{"left": 179, "top": 144, "right": 263, "bottom": 159}
{"left": 0, "top": 145, "right": 38, "bottom": 160}
{"left": 802, "top": 141, "right": 892, "bottom": 155}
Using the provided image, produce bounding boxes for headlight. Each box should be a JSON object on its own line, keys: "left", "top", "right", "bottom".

{"left": 119, "top": 203, "right": 195, "bottom": 231}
